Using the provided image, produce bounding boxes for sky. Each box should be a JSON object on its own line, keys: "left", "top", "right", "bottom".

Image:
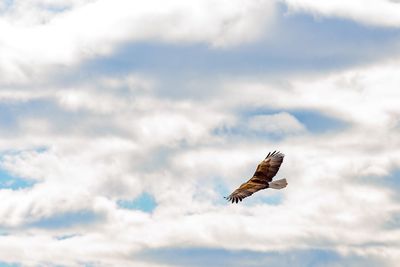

{"left": 1, "top": 0, "right": 400, "bottom": 266}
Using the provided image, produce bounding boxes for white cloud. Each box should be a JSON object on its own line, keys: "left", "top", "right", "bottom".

{"left": 218, "top": 57, "right": 400, "bottom": 129}
{"left": 283, "top": 0, "right": 400, "bottom": 27}
{"left": 0, "top": 0, "right": 276, "bottom": 82}
{"left": 1, "top": 57, "right": 400, "bottom": 265}
{"left": 1, "top": 3, "right": 400, "bottom": 265}
{"left": 248, "top": 112, "right": 306, "bottom": 134}
{"left": 1, "top": 54, "right": 400, "bottom": 265}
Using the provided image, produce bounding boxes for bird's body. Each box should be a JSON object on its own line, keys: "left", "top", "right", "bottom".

{"left": 226, "top": 151, "right": 287, "bottom": 203}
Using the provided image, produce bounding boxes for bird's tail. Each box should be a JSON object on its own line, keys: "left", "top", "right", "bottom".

{"left": 269, "top": 179, "right": 288, "bottom": 189}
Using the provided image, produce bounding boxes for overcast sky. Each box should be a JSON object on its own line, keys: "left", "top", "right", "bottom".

{"left": 1, "top": 0, "right": 400, "bottom": 266}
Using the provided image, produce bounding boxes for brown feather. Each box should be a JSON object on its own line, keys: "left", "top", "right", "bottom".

{"left": 226, "top": 151, "right": 285, "bottom": 203}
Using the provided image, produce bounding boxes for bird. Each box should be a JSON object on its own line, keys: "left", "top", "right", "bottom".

{"left": 226, "top": 151, "right": 287, "bottom": 203}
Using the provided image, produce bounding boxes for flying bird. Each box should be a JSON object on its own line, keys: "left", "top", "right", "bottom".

{"left": 226, "top": 151, "right": 287, "bottom": 203}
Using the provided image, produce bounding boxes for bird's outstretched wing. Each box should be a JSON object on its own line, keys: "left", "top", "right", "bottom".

{"left": 252, "top": 150, "right": 284, "bottom": 182}
{"left": 226, "top": 151, "right": 285, "bottom": 203}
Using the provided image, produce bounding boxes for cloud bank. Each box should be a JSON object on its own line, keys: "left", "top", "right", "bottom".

{"left": 1, "top": 0, "right": 400, "bottom": 266}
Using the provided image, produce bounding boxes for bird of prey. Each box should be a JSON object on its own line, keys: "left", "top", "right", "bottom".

{"left": 226, "top": 151, "right": 287, "bottom": 203}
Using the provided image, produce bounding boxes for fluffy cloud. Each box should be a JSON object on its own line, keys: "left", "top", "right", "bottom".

{"left": 217, "top": 58, "right": 400, "bottom": 129}
{"left": 1, "top": 1, "right": 400, "bottom": 266}
{"left": 1, "top": 56, "right": 400, "bottom": 265}
{"left": 248, "top": 112, "right": 306, "bottom": 134}
{"left": 0, "top": 0, "right": 276, "bottom": 83}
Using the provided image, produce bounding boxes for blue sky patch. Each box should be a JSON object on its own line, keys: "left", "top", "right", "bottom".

{"left": 291, "top": 110, "right": 348, "bottom": 133}
{"left": 136, "top": 247, "right": 385, "bottom": 267}
{"left": 117, "top": 192, "right": 157, "bottom": 213}
{"left": 0, "top": 169, "right": 35, "bottom": 190}
{"left": 0, "top": 262, "right": 20, "bottom": 267}
{"left": 0, "top": 103, "right": 19, "bottom": 136}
